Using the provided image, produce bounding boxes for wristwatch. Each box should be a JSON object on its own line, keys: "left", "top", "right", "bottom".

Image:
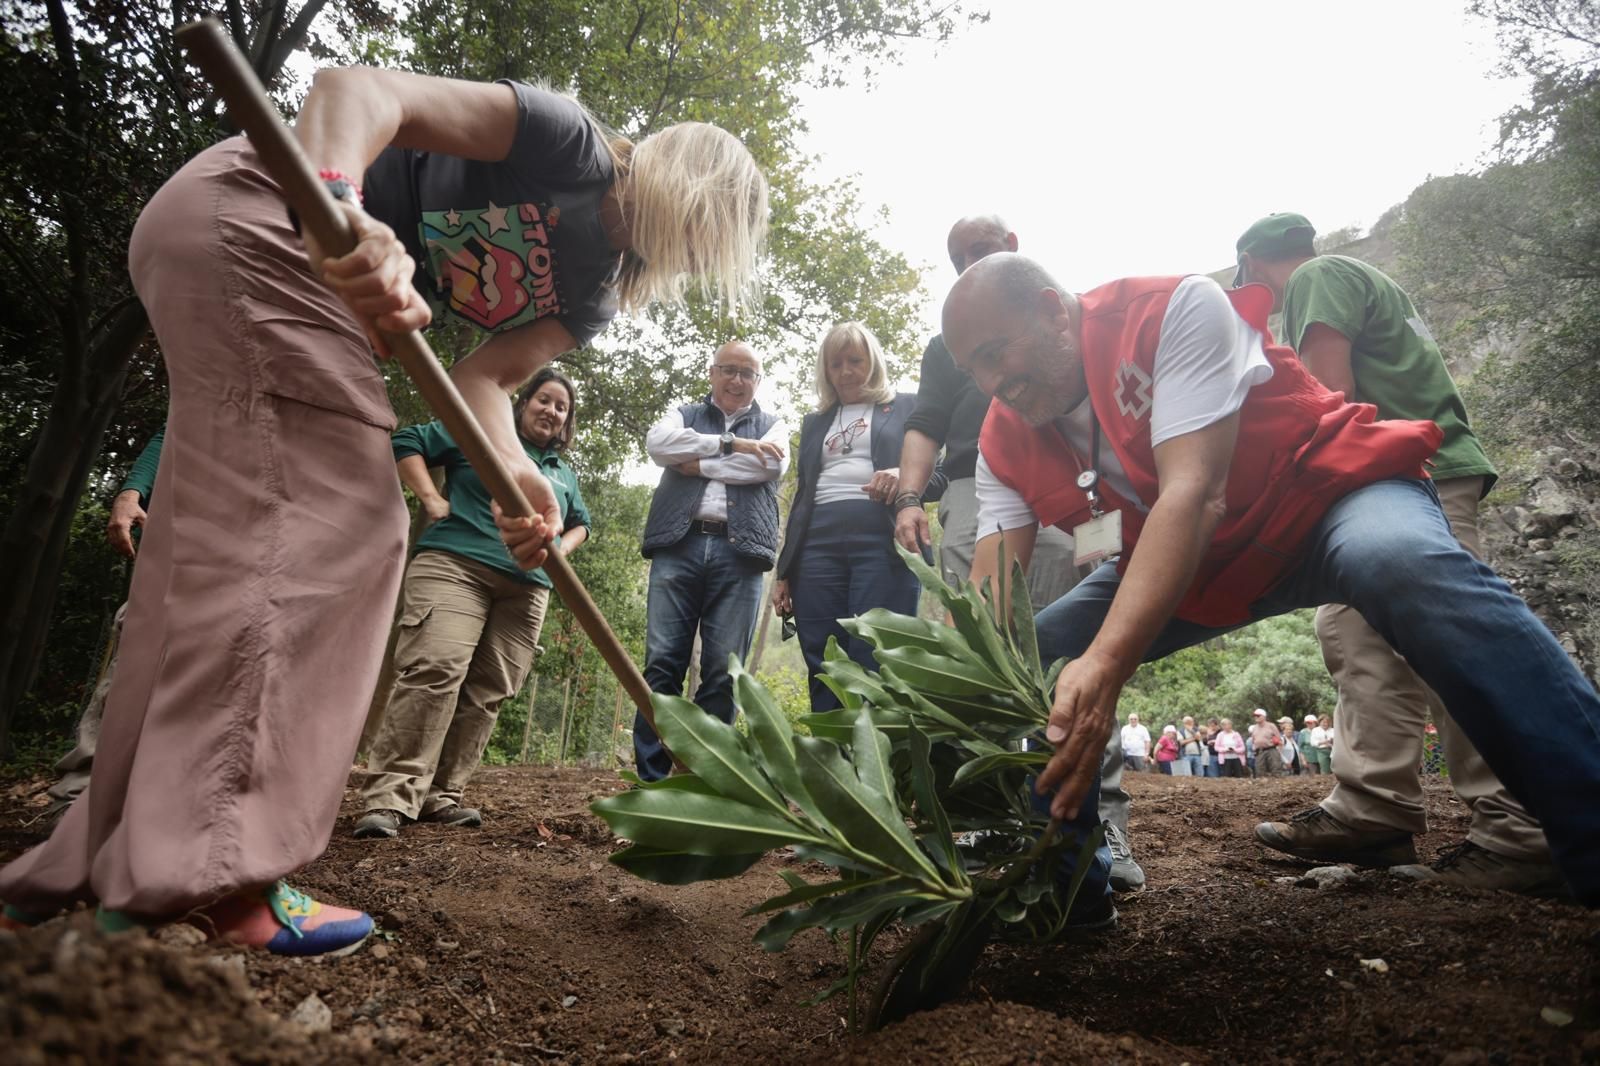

{"left": 720, "top": 430, "right": 735, "bottom": 457}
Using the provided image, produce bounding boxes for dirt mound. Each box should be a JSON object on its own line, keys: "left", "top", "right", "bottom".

{"left": 844, "top": 1000, "right": 1184, "bottom": 1064}
{"left": 3, "top": 768, "right": 1598, "bottom": 1064}
{"left": 0, "top": 914, "right": 377, "bottom": 1065}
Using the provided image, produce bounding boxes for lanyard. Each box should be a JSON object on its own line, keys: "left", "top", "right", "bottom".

{"left": 1074, "top": 407, "right": 1104, "bottom": 518}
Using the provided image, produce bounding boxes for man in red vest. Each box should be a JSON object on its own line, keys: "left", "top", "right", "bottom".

{"left": 942, "top": 252, "right": 1600, "bottom": 911}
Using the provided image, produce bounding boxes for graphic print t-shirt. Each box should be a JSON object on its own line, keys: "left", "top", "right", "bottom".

{"left": 364, "top": 82, "right": 620, "bottom": 347}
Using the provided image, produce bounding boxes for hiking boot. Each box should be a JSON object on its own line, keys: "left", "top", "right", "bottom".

{"left": 1105, "top": 822, "right": 1146, "bottom": 892}
{"left": 418, "top": 804, "right": 482, "bottom": 828}
{"left": 1255, "top": 806, "right": 1417, "bottom": 867}
{"left": 200, "top": 881, "right": 373, "bottom": 957}
{"left": 1390, "top": 841, "right": 1575, "bottom": 899}
{"left": 353, "top": 809, "right": 405, "bottom": 839}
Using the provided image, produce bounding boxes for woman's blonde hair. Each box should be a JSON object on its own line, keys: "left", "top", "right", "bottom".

{"left": 814, "top": 321, "right": 895, "bottom": 411}
{"left": 611, "top": 122, "right": 768, "bottom": 315}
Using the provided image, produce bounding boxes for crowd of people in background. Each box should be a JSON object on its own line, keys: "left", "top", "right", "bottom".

{"left": 1122, "top": 709, "right": 1335, "bottom": 779}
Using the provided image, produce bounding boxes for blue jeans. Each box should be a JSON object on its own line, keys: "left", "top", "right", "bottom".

{"left": 1183, "top": 754, "right": 1203, "bottom": 776}
{"left": 792, "top": 500, "right": 920, "bottom": 712}
{"left": 1035, "top": 478, "right": 1600, "bottom": 906}
{"left": 635, "top": 532, "right": 767, "bottom": 781}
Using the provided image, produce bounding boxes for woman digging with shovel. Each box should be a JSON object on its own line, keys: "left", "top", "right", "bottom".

{"left": 0, "top": 63, "right": 767, "bottom": 957}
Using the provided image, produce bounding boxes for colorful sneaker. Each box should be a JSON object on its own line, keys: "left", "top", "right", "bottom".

{"left": 1255, "top": 806, "right": 1418, "bottom": 868}
{"left": 94, "top": 906, "right": 147, "bottom": 934}
{"left": 418, "top": 804, "right": 482, "bottom": 828}
{"left": 201, "top": 881, "right": 372, "bottom": 957}
{"left": 1390, "top": 840, "right": 1575, "bottom": 900}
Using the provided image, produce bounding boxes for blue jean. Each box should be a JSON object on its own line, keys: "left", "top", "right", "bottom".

{"left": 1036, "top": 478, "right": 1600, "bottom": 906}
{"left": 635, "top": 532, "right": 767, "bottom": 781}
{"left": 1203, "top": 753, "right": 1220, "bottom": 778}
{"left": 792, "top": 500, "right": 920, "bottom": 712}
{"left": 1182, "top": 754, "right": 1203, "bottom": 776}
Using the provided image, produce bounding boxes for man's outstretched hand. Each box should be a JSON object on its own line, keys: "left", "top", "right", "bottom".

{"left": 1034, "top": 650, "right": 1128, "bottom": 820}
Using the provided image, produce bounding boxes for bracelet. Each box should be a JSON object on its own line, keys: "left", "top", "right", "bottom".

{"left": 318, "top": 168, "right": 364, "bottom": 204}
{"left": 892, "top": 491, "right": 924, "bottom": 513}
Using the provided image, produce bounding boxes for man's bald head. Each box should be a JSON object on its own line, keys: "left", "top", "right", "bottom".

{"left": 942, "top": 253, "right": 1086, "bottom": 426}
{"left": 947, "top": 214, "right": 1018, "bottom": 275}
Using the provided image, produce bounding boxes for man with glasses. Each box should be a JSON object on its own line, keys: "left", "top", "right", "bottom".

{"left": 1234, "top": 214, "right": 1563, "bottom": 896}
{"left": 634, "top": 342, "right": 789, "bottom": 780}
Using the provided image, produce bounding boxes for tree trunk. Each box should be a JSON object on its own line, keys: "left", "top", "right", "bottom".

{"left": 745, "top": 574, "right": 775, "bottom": 673}
{"left": 0, "top": 303, "right": 148, "bottom": 756}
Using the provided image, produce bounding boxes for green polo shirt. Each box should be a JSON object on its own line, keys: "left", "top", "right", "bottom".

{"left": 120, "top": 427, "right": 165, "bottom": 503}
{"left": 1281, "top": 255, "right": 1496, "bottom": 493}
{"left": 393, "top": 421, "right": 591, "bottom": 588}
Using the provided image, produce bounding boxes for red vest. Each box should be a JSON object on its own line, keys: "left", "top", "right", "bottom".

{"left": 979, "top": 276, "right": 1441, "bottom": 626}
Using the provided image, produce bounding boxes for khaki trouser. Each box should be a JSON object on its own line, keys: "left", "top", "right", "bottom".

{"left": 1318, "top": 475, "right": 1549, "bottom": 860}
{"left": 362, "top": 550, "right": 550, "bottom": 819}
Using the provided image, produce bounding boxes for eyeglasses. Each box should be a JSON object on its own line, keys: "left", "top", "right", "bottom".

{"left": 713, "top": 364, "right": 761, "bottom": 382}
{"left": 826, "top": 417, "right": 867, "bottom": 454}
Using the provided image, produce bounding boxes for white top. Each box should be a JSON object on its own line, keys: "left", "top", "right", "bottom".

{"left": 645, "top": 402, "right": 790, "bottom": 522}
{"left": 1310, "top": 726, "right": 1331, "bottom": 747}
{"left": 815, "top": 402, "right": 877, "bottom": 506}
{"left": 1120, "top": 722, "right": 1151, "bottom": 758}
{"left": 977, "top": 275, "right": 1274, "bottom": 534}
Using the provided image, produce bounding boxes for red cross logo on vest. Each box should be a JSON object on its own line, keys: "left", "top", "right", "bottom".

{"left": 1114, "top": 361, "right": 1153, "bottom": 421}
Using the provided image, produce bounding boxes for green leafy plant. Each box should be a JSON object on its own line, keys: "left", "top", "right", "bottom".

{"left": 591, "top": 544, "right": 1103, "bottom": 1030}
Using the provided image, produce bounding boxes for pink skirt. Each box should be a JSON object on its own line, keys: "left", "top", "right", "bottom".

{"left": 0, "top": 138, "right": 409, "bottom": 915}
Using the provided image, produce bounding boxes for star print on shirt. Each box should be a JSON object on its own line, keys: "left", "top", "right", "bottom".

{"left": 482, "top": 202, "right": 510, "bottom": 235}
{"left": 443, "top": 208, "right": 462, "bottom": 228}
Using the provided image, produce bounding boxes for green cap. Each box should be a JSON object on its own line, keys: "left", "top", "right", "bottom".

{"left": 1233, "top": 213, "right": 1316, "bottom": 287}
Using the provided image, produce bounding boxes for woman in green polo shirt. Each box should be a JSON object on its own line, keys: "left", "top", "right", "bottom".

{"left": 355, "top": 368, "right": 590, "bottom": 838}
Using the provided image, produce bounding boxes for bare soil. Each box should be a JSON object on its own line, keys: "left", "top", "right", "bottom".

{"left": 3, "top": 768, "right": 1597, "bottom": 1064}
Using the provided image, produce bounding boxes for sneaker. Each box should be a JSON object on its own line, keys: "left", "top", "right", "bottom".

{"left": 1062, "top": 890, "right": 1119, "bottom": 939}
{"left": 1, "top": 903, "right": 48, "bottom": 931}
{"left": 418, "top": 804, "right": 482, "bottom": 828}
{"left": 1255, "top": 806, "right": 1417, "bottom": 867}
{"left": 200, "top": 881, "right": 373, "bottom": 957}
{"left": 353, "top": 809, "right": 405, "bottom": 839}
{"left": 1104, "top": 822, "right": 1146, "bottom": 892}
{"left": 1389, "top": 841, "right": 1575, "bottom": 899}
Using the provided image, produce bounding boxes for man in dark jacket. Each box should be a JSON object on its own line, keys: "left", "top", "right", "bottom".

{"left": 634, "top": 342, "right": 789, "bottom": 780}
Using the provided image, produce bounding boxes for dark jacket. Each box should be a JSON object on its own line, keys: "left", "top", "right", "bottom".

{"left": 640, "top": 397, "right": 782, "bottom": 569}
{"left": 775, "top": 392, "right": 917, "bottom": 580}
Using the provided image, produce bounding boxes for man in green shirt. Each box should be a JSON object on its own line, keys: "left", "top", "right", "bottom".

{"left": 1235, "top": 214, "right": 1563, "bottom": 897}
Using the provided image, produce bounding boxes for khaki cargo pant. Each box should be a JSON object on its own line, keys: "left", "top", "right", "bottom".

{"left": 362, "top": 550, "right": 550, "bottom": 819}
{"left": 1318, "top": 475, "right": 1550, "bottom": 860}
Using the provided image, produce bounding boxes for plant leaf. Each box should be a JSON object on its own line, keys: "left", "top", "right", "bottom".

{"left": 873, "top": 646, "right": 1009, "bottom": 697}
{"left": 650, "top": 693, "right": 787, "bottom": 815}
{"left": 794, "top": 735, "right": 940, "bottom": 882}
{"left": 732, "top": 660, "right": 816, "bottom": 814}
{"left": 908, "top": 727, "right": 964, "bottom": 884}
{"left": 591, "top": 789, "right": 826, "bottom": 855}
{"left": 950, "top": 750, "right": 1052, "bottom": 789}
{"left": 746, "top": 872, "right": 899, "bottom": 915}
{"left": 609, "top": 845, "right": 763, "bottom": 885}
{"left": 1007, "top": 556, "right": 1042, "bottom": 681}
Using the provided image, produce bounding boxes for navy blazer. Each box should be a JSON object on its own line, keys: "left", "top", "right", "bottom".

{"left": 776, "top": 391, "right": 917, "bottom": 580}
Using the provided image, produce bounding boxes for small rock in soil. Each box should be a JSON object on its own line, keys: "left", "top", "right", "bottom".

{"left": 1296, "top": 866, "right": 1357, "bottom": 888}
{"left": 156, "top": 923, "right": 207, "bottom": 948}
{"left": 1360, "top": 958, "right": 1390, "bottom": 974}
{"left": 381, "top": 909, "right": 407, "bottom": 928}
{"left": 405, "top": 955, "right": 428, "bottom": 975}
{"left": 289, "top": 993, "right": 332, "bottom": 1033}
{"left": 434, "top": 938, "right": 459, "bottom": 952}
{"left": 562, "top": 995, "right": 578, "bottom": 1009}
{"left": 1540, "top": 1006, "right": 1574, "bottom": 1027}
{"left": 205, "top": 954, "right": 248, "bottom": 981}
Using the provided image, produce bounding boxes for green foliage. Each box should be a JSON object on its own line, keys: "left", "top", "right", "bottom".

{"left": 1117, "top": 610, "right": 1335, "bottom": 726}
{"left": 592, "top": 547, "right": 1101, "bottom": 1032}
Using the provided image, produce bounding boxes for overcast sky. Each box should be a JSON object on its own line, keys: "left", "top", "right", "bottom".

{"left": 797, "top": 0, "right": 1524, "bottom": 331}
{"left": 621, "top": 0, "right": 1525, "bottom": 480}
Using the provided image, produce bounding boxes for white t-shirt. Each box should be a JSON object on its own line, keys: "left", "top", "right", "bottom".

{"left": 1120, "top": 722, "right": 1151, "bottom": 758}
{"left": 644, "top": 402, "right": 791, "bottom": 521}
{"left": 815, "top": 402, "right": 877, "bottom": 506}
{"left": 977, "top": 275, "right": 1274, "bottom": 533}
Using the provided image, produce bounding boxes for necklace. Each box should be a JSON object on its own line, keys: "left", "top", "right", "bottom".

{"left": 830, "top": 401, "right": 868, "bottom": 454}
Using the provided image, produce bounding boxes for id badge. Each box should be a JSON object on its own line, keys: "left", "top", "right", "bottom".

{"left": 1073, "top": 509, "right": 1122, "bottom": 568}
